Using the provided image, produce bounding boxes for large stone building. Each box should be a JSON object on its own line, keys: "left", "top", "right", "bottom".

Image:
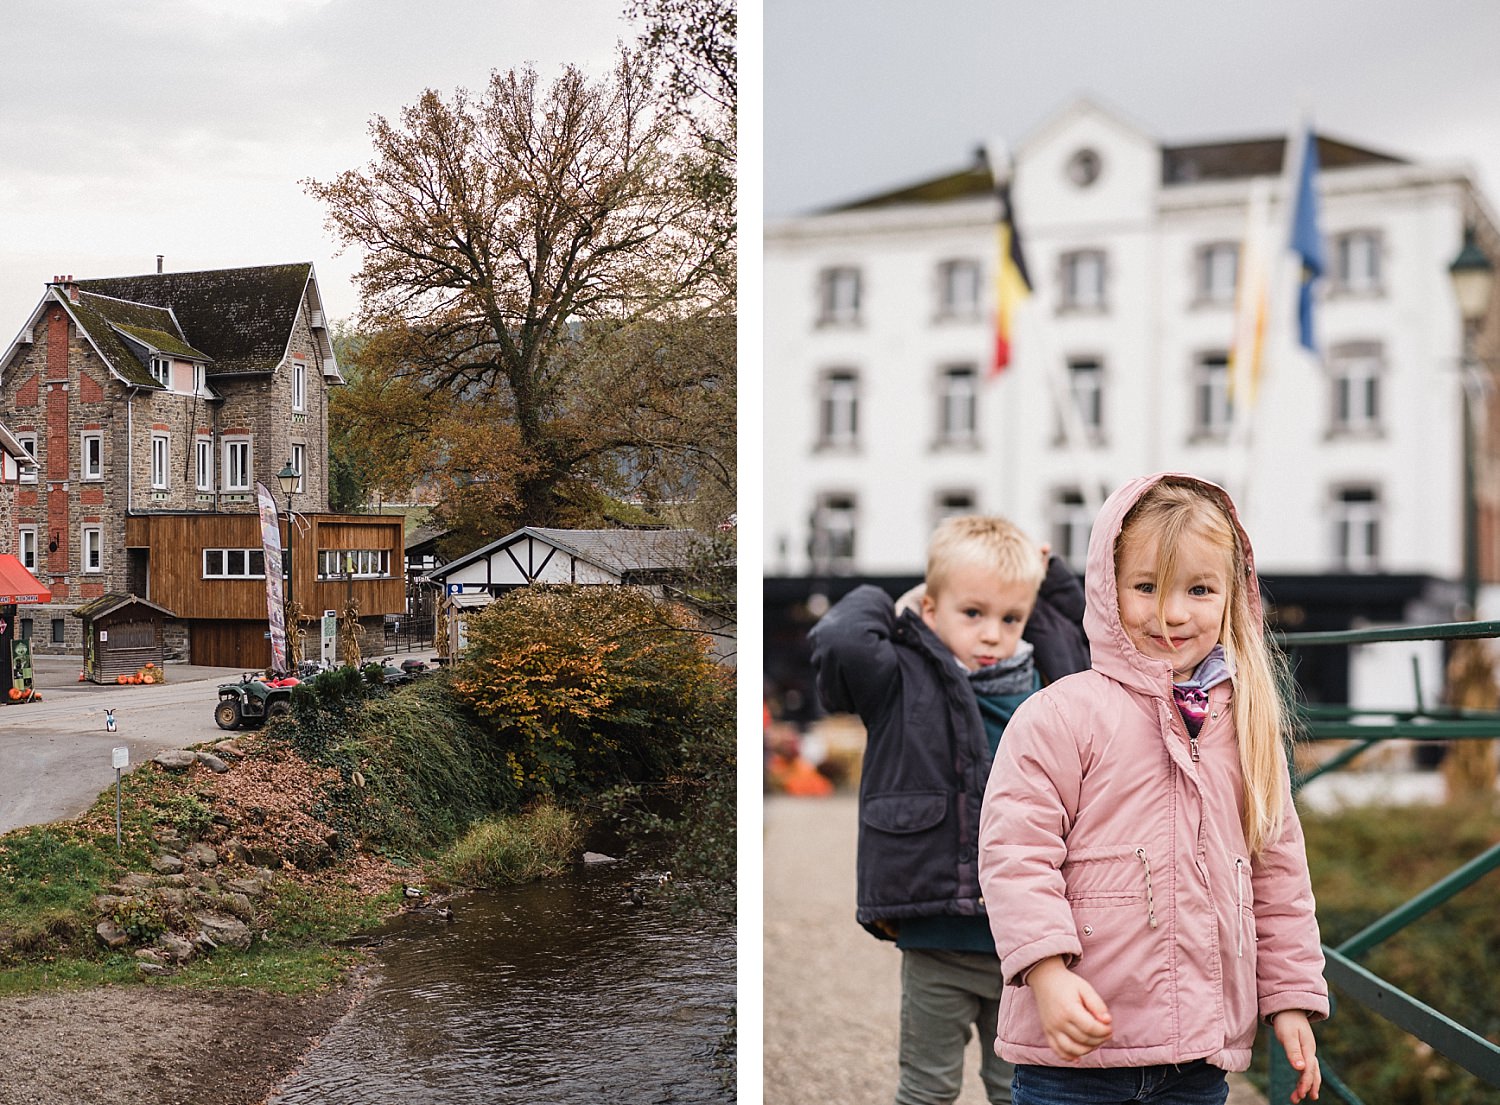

{"left": 1, "top": 263, "right": 404, "bottom": 664}
{"left": 765, "top": 99, "right": 1500, "bottom": 711}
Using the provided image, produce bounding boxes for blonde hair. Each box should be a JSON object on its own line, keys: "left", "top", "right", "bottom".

{"left": 926, "top": 515, "right": 1045, "bottom": 598}
{"left": 1116, "top": 478, "right": 1290, "bottom": 855}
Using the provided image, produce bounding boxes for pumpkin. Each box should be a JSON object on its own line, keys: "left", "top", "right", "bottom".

{"left": 7, "top": 688, "right": 19, "bottom": 700}
{"left": 116, "top": 675, "right": 128, "bottom": 685}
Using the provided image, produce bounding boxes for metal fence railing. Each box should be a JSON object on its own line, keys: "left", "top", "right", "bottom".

{"left": 1268, "top": 620, "right": 1500, "bottom": 1103}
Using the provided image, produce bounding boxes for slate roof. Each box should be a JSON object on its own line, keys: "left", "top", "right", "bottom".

{"left": 67, "top": 291, "right": 204, "bottom": 389}
{"left": 77, "top": 263, "right": 313, "bottom": 376}
{"left": 825, "top": 134, "right": 1408, "bottom": 213}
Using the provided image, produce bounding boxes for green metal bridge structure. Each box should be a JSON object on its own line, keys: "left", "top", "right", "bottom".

{"left": 1268, "top": 619, "right": 1500, "bottom": 1104}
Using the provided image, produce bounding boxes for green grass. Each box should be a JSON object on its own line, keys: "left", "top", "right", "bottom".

{"left": 438, "top": 804, "right": 583, "bottom": 887}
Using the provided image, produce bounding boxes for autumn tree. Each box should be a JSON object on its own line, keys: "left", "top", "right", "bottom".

{"left": 307, "top": 50, "right": 733, "bottom": 548}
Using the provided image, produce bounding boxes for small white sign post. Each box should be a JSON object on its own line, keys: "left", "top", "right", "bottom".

{"left": 112, "top": 746, "right": 129, "bottom": 852}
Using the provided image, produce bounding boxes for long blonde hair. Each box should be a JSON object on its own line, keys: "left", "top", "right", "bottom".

{"left": 1118, "top": 478, "right": 1290, "bottom": 855}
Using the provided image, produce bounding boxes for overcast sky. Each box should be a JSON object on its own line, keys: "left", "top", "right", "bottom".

{"left": 765, "top": 0, "right": 1500, "bottom": 218}
{"left": 0, "top": 0, "right": 638, "bottom": 332}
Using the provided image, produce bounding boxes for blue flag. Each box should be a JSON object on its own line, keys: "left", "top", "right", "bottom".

{"left": 1290, "top": 128, "right": 1323, "bottom": 352}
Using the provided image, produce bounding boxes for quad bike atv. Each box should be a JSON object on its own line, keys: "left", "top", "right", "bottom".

{"left": 214, "top": 672, "right": 300, "bottom": 730}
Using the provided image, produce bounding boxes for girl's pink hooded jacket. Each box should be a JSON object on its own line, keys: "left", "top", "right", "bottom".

{"left": 977, "top": 473, "right": 1328, "bottom": 1071}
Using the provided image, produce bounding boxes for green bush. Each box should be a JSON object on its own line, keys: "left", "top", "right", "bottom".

{"left": 276, "top": 676, "right": 518, "bottom": 859}
{"left": 451, "top": 585, "right": 729, "bottom": 798}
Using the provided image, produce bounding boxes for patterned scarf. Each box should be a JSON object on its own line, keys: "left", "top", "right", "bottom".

{"left": 967, "top": 639, "right": 1037, "bottom": 697}
{"left": 1171, "top": 645, "right": 1232, "bottom": 737}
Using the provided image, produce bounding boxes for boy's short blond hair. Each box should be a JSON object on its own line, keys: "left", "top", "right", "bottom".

{"left": 926, "top": 515, "right": 1046, "bottom": 598}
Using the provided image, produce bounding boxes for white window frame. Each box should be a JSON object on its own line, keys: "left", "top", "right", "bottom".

{"left": 150, "top": 355, "right": 171, "bottom": 387}
{"left": 1333, "top": 486, "right": 1381, "bottom": 571}
{"left": 1333, "top": 230, "right": 1383, "bottom": 295}
{"left": 81, "top": 432, "right": 103, "bottom": 481}
{"left": 202, "top": 548, "right": 267, "bottom": 579}
{"left": 82, "top": 525, "right": 103, "bottom": 573}
{"left": 1329, "top": 343, "right": 1383, "bottom": 434}
{"left": 1192, "top": 352, "right": 1232, "bottom": 439}
{"left": 194, "top": 363, "right": 207, "bottom": 396}
{"left": 1066, "top": 357, "right": 1106, "bottom": 438}
{"left": 936, "top": 363, "right": 978, "bottom": 446}
{"left": 292, "top": 362, "right": 307, "bottom": 412}
{"left": 817, "top": 266, "right": 862, "bottom": 326}
{"left": 1051, "top": 489, "right": 1093, "bottom": 572}
{"left": 318, "top": 549, "right": 391, "bottom": 579}
{"left": 1059, "top": 250, "right": 1107, "bottom": 311}
{"left": 1195, "top": 242, "right": 1238, "bottom": 305}
{"left": 936, "top": 258, "right": 982, "bottom": 320}
{"left": 291, "top": 443, "right": 307, "bottom": 494}
{"left": 810, "top": 492, "right": 858, "bottom": 572}
{"left": 224, "top": 439, "right": 251, "bottom": 491}
{"left": 196, "top": 437, "right": 214, "bottom": 491}
{"left": 817, "top": 369, "right": 860, "bottom": 449}
{"left": 151, "top": 434, "right": 170, "bottom": 490}
{"left": 17, "top": 433, "right": 37, "bottom": 483}
{"left": 18, "top": 527, "right": 37, "bottom": 571}
{"left": 933, "top": 490, "right": 976, "bottom": 530}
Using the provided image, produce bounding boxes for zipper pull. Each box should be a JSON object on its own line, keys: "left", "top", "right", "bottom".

{"left": 1190, "top": 735, "right": 1200, "bottom": 761}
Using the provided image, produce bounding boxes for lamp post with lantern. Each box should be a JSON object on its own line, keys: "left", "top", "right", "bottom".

{"left": 1449, "top": 225, "right": 1495, "bottom": 617}
{"left": 277, "top": 460, "right": 301, "bottom": 665}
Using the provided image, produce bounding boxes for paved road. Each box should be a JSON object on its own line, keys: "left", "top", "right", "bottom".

{"left": 0, "top": 650, "right": 437, "bottom": 836}
{"left": 764, "top": 792, "right": 1266, "bottom": 1105}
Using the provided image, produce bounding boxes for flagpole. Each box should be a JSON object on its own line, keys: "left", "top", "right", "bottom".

{"left": 983, "top": 144, "right": 1105, "bottom": 517}
{"left": 1240, "top": 118, "right": 1316, "bottom": 526}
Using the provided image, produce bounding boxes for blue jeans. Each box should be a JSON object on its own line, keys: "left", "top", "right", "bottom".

{"left": 1012, "top": 1060, "right": 1229, "bottom": 1105}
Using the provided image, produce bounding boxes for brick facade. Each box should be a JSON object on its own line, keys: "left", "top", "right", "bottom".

{"left": 0, "top": 267, "right": 338, "bottom": 654}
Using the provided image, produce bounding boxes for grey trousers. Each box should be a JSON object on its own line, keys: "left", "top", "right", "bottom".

{"left": 896, "top": 948, "right": 1014, "bottom": 1105}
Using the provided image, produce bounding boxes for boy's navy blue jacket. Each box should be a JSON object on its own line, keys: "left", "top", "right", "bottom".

{"left": 808, "top": 557, "right": 1089, "bottom": 940}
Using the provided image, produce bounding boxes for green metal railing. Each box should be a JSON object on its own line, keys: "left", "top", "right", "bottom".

{"left": 1267, "top": 620, "right": 1500, "bottom": 1104}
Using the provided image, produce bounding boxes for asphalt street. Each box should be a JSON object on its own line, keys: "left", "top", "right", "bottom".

{"left": 0, "top": 649, "right": 434, "bottom": 836}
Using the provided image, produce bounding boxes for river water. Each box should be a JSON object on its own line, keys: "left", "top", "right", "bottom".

{"left": 269, "top": 864, "right": 736, "bottom": 1103}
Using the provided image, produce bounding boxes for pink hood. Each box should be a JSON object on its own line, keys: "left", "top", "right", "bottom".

{"left": 1083, "top": 472, "right": 1260, "bottom": 697}
{"left": 978, "top": 472, "right": 1327, "bottom": 1072}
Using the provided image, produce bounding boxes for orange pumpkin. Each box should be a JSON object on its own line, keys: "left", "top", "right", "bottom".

{"left": 7, "top": 688, "right": 19, "bottom": 700}
{"left": 116, "top": 675, "right": 128, "bottom": 685}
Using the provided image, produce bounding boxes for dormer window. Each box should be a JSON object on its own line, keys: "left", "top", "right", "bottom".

{"left": 150, "top": 355, "right": 171, "bottom": 386}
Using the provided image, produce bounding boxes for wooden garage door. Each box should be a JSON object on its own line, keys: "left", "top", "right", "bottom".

{"left": 190, "top": 621, "right": 272, "bottom": 669}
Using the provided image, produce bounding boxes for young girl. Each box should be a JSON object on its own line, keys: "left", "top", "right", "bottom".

{"left": 978, "top": 474, "right": 1328, "bottom": 1105}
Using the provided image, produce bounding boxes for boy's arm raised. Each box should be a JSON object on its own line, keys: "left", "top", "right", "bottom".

{"left": 807, "top": 585, "right": 903, "bottom": 717}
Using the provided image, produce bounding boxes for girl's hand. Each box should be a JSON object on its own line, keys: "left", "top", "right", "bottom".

{"left": 1027, "top": 957, "right": 1113, "bottom": 1060}
{"left": 1272, "top": 1010, "right": 1321, "bottom": 1102}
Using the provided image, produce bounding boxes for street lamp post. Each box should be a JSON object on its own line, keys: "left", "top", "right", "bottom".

{"left": 277, "top": 460, "right": 301, "bottom": 665}
{"left": 1449, "top": 224, "right": 1495, "bottom": 618}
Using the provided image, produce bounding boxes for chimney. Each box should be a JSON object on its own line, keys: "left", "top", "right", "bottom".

{"left": 53, "top": 274, "right": 79, "bottom": 302}
{"left": 156, "top": 254, "right": 164, "bottom": 274}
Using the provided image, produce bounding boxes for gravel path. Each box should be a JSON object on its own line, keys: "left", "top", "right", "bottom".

{"left": 763, "top": 792, "right": 1267, "bottom": 1105}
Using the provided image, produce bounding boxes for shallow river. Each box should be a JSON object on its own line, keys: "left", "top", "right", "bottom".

{"left": 269, "top": 864, "right": 736, "bottom": 1103}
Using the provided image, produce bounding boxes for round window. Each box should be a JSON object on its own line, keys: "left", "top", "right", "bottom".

{"left": 1067, "top": 148, "right": 1102, "bottom": 187}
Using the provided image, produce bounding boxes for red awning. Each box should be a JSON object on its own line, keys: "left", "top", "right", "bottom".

{"left": 0, "top": 555, "right": 50, "bottom": 605}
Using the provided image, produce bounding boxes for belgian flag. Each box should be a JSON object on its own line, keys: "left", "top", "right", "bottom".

{"left": 992, "top": 178, "right": 1032, "bottom": 377}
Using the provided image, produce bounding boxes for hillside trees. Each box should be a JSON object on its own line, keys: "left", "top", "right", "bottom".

{"left": 309, "top": 48, "right": 734, "bottom": 549}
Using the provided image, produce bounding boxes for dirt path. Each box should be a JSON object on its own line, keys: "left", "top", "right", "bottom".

{"left": 763, "top": 793, "right": 1266, "bottom": 1105}
{"left": 0, "top": 976, "right": 365, "bottom": 1105}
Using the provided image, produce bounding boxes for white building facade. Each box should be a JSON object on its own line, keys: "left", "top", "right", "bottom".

{"left": 766, "top": 99, "right": 1500, "bottom": 710}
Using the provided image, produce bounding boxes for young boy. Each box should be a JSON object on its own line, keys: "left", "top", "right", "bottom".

{"left": 808, "top": 515, "right": 1089, "bottom": 1105}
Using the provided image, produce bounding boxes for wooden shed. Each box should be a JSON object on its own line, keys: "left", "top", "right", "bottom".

{"left": 73, "top": 593, "right": 175, "bottom": 684}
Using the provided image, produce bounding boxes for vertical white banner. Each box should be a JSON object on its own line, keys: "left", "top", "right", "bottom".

{"left": 256, "top": 482, "right": 288, "bottom": 674}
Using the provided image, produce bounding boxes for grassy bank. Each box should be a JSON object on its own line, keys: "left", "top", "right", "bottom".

{"left": 0, "top": 679, "right": 583, "bottom": 996}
